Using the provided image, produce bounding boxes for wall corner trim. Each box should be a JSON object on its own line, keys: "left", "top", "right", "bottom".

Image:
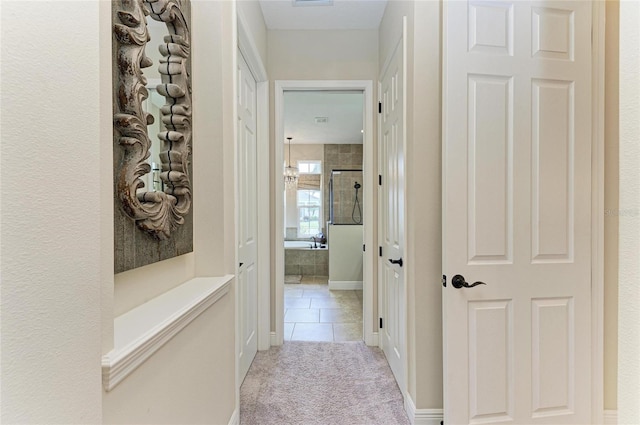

{"left": 102, "top": 275, "right": 234, "bottom": 391}
{"left": 404, "top": 394, "right": 443, "bottom": 425}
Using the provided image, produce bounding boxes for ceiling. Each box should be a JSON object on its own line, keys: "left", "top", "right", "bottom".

{"left": 258, "top": 0, "right": 387, "bottom": 30}
{"left": 260, "top": 1, "right": 380, "bottom": 144}
{"left": 284, "top": 91, "right": 364, "bottom": 144}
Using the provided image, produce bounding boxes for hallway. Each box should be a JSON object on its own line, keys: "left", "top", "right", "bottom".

{"left": 284, "top": 277, "right": 363, "bottom": 342}
{"left": 240, "top": 341, "right": 410, "bottom": 425}
{"left": 3, "top": 1, "right": 638, "bottom": 424}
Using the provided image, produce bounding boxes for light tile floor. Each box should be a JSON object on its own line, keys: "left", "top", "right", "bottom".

{"left": 284, "top": 275, "right": 363, "bottom": 342}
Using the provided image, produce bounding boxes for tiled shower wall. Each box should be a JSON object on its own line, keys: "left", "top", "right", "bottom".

{"left": 323, "top": 144, "right": 364, "bottom": 226}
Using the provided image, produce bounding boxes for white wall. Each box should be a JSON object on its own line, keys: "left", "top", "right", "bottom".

{"left": 1, "top": 1, "right": 104, "bottom": 422}
{"left": 105, "top": 1, "right": 238, "bottom": 423}
{"left": 328, "top": 225, "right": 364, "bottom": 282}
{"left": 618, "top": 1, "right": 640, "bottom": 423}
{"left": 237, "top": 0, "right": 268, "bottom": 69}
{"left": 103, "top": 295, "right": 235, "bottom": 424}
{"left": 1, "top": 0, "right": 239, "bottom": 423}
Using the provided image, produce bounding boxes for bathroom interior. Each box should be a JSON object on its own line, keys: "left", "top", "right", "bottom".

{"left": 282, "top": 90, "right": 365, "bottom": 342}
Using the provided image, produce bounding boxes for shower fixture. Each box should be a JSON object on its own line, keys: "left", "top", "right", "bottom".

{"left": 329, "top": 169, "right": 363, "bottom": 225}
{"left": 352, "top": 181, "right": 362, "bottom": 224}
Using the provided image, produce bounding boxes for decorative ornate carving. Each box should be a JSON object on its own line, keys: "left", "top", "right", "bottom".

{"left": 113, "top": 0, "right": 192, "bottom": 240}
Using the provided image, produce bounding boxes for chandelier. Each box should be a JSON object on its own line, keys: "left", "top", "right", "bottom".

{"left": 284, "top": 137, "right": 299, "bottom": 189}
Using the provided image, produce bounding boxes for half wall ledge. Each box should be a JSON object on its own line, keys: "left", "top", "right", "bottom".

{"left": 102, "top": 275, "right": 234, "bottom": 391}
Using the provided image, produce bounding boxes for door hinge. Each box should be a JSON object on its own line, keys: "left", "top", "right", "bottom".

{"left": 379, "top": 246, "right": 383, "bottom": 257}
{"left": 378, "top": 174, "right": 382, "bottom": 186}
{"left": 378, "top": 102, "right": 382, "bottom": 114}
{"left": 442, "top": 274, "right": 447, "bottom": 287}
{"left": 363, "top": 244, "right": 366, "bottom": 252}
{"left": 379, "top": 317, "right": 383, "bottom": 329}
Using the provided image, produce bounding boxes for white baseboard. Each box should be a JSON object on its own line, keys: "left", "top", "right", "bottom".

{"left": 270, "top": 331, "right": 278, "bottom": 346}
{"left": 227, "top": 408, "right": 239, "bottom": 425}
{"left": 329, "top": 280, "right": 363, "bottom": 290}
{"left": 365, "top": 331, "right": 379, "bottom": 347}
{"left": 404, "top": 394, "right": 443, "bottom": 425}
{"left": 604, "top": 410, "right": 617, "bottom": 424}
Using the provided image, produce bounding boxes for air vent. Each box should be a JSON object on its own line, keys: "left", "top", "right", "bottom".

{"left": 293, "top": 0, "right": 333, "bottom": 6}
{"left": 314, "top": 117, "right": 329, "bottom": 124}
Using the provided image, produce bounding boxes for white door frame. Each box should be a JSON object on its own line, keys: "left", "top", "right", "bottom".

{"left": 377, "top": 18, "right": 408, "bottom": 399}
{"left": 590, "top": 1, "right": 605, "bottom": 422}
{"left": 237, "top": 6, "right": 270, "bottom": 357}
{"left": 273, "top": 80, "right": 376, "bottom": 346}
{"left": 439, "top": 1, "right": 606, "bottom": 420}
{"left": 238, "top": 8, "right": 270, "bottom": 353}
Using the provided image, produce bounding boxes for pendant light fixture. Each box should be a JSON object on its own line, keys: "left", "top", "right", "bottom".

{"left": 284, "top": 137, "right": 299, "bottom": 189}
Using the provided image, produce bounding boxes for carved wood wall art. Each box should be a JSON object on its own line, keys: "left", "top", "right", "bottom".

{"left": 113, "top": 0, "right": 192, "bottom": 240}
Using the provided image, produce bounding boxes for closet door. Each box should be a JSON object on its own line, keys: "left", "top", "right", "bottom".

{"left": 443, "top": 1, "right": 593, "bottom": 423}
{"left": 238, "top": 50, "right": 258, "bottom": 383}
{"left": 379, "top": 29, "right": 406, "bottom": 394}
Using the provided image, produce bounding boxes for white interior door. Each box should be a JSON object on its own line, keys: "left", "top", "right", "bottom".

{"left": 443, "top": 1, "right": 592, "bottom": 423}
{"left": 379, "top": 34, "right": 405, "bottom": 393}
{"left": 238, "top": 51, "right": 258, "bottom": 382}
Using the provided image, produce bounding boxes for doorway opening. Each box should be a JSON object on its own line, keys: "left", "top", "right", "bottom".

{"left": 274, "top": 81, "right": 376, "bottom": 346}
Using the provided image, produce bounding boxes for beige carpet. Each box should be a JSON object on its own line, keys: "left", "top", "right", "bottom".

{"left": 240, "top": 341, "right": 410, "bottom": 425}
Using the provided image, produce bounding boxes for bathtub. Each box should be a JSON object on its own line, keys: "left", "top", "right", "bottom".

{"left": 284, "top": 240, "right": 327, "bottom": 250}
{"left": 284, "top": 241, "right": 329, "bottom": 277}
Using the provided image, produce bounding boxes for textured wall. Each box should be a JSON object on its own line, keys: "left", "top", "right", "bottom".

{"left": 0, "top": 1, "right": 104, "bottom": 422}
{"left": 618, "top": 1, "right": 640, "bottom": 422}
{"left": 1, "top": 1, "right": 238, "bottom": 423}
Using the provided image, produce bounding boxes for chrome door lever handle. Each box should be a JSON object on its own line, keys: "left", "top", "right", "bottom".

{"left": 451, "top": 274, "right": 486, "bottom": 289}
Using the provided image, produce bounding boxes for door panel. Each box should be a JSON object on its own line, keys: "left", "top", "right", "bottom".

{"left": 238, "top": 51, "right": 258, "bottom": 383}
{"left": 443, "top": 1, "right": 592, "bottom": 423}
{"left": 531, "top": 79, "right": 574, "bottom": 262}
{"left": 379, "top": 34, "right": 405, "bottom": 393}
{"left": 467, "top": 74, "right": 513, "bottom": 263}
{"left": 468, "top": 300, "right": 513, "bottom": 421}
{"left": 531, "top": 297, "right": 574, "bottom": 416}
